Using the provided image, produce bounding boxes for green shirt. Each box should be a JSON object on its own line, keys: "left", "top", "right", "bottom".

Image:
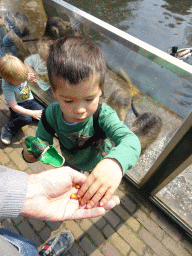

{"left": 36, "top": 102, "right": 141, "bottom": 174}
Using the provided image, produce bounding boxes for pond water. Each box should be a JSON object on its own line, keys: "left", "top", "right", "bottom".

{"left": 2, "top": 0, "right": 192, "bottom": 117}
{"left": 63, "top": 0, "right": 192, "bottom": 118}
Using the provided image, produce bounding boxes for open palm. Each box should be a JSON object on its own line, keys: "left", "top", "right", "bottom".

{"left": 20, "top": 167, "right": 120, "bottom": 221}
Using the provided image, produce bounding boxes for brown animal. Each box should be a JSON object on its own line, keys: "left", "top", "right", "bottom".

{"left": 130, "top": 102, "right": 162, "bottom": 153}
{"left": 107, "top": 88, "right": 131, "bottom": 123}
{"left": 106, "top": 84, "right": 162, "bottom": 153}
{"left": 7, "top": 30, "right": 31, "bottom": 61}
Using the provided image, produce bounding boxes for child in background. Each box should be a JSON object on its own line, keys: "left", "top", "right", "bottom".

{"left": 22, "top": 36, "right": 141, "bottom": 208}
{"left": 24, "top": 37, "right": 53, "bottom": 93}
{"left": 0, "top": 55, "right": 44, "bottom": 145}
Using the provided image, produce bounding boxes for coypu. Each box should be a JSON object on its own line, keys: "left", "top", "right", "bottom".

{"left": 106, "top": 78, "right": 162, "bottom": 153}
{"left": 107, "top": 88, "right": 131, "bottom": 123}
{"left": 130, "top": 102, "right": 162, "bottom": 153}
{"left": 43, "top": 16, "right": 73, "bottom": 39}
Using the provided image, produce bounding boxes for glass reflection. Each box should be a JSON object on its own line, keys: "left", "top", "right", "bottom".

{"left": 156, "top": 164, "right": 192, "bottom": 227}
{"left": 0, "top": 0, "right": 190, "bottom": 183}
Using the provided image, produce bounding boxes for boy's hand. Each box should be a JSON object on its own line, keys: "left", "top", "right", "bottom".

{"left": 77, "top": 158, "right": 123, "bottom": 208}
{"left": 32, "top": 109, "right": 43, "bottom": 120}
{"left": 28, "top": 72, "right": 37, "bottom": 82}
{"left": 22, "top": 136, "right": 38, "bottom": 163}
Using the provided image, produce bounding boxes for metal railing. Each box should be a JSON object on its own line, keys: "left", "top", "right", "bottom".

{"left": 43, "top": 0, "right": 192, "bottom": 83}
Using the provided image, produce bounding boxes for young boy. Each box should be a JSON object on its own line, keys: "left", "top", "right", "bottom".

{"left": 22, "top": 36, "right": 141, "bottom": 208}
{"left": 0, "top": 55, "right": 44, "bottom": 145}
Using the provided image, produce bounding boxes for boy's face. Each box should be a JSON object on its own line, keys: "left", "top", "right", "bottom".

{"left": 53, "top": 74, "right": 102, "bottom": 124}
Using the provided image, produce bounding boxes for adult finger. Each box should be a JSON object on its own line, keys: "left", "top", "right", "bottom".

{"left": 67, "top": 207, "right": 105, "bottom": 220}
{"left": 102, "top": 195, "right": 120, "bottom": 210}
{"left": 70, "top": 168, "right": 87, "bottom": 187}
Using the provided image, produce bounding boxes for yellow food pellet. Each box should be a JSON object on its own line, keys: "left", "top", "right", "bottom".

{"left": 70, "top": 194, "right": 78, "bottom": 199}
{"left": 75, "top": 184, "right": 81, "bottom": 189}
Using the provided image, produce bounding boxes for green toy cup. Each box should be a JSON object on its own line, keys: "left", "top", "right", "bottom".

{"left": 25, "top": 136, "right": 65, "bottom": 167}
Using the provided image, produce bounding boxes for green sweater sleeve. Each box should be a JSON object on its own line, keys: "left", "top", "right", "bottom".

{"left": 99, "top": 103, "right": 141, "bottom": 175}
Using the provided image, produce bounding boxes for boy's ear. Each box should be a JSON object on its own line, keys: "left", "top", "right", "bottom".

{"left": 52, "top": 89, "right": 56, "bottom": 99}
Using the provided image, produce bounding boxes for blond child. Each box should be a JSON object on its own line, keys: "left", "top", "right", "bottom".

{"left": 24, "top": 37, "right": 53, "bottom": 92}
{"left": 0, "top": 55, "right": 44, "bottom": 144}
{"left": 22, "top": 36, "right": 141, "bottom": 208}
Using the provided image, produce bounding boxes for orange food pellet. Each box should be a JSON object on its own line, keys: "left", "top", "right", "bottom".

{"left": 78, "top": 198, "right": 82, "bottom": 204}
{"left": 75, "top": 184, "right": 81, "bottom": 189}
{"left": 86, "top": 200, "right": 90, "bottom": 204}
{"left": 70, "top": 194, "right": 78, "bottom": 199}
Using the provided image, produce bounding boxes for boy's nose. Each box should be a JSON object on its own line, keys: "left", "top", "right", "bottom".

{"left": 74, "top": 104, "right": 86, "bottom": 114}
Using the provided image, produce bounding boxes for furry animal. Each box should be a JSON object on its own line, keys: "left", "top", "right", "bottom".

{"left": 107, "top": 88, "right": 131, "bottom": 123}
{"left": 130, "top": 102, "right": 162, "bottom": 153}
{"left": 106, "top": 86, "right": 162, "bottom": 153}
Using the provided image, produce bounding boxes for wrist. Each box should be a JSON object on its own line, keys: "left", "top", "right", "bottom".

{"left": 20, "top": 174, "right": 43, "bottom": 217}
{"left": 103, "top": 158, "right": 123, "bottom": 176}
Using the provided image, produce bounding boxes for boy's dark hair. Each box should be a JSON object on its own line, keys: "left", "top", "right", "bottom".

{"left": 47, "top": 36, "right": 106, "bottom": 92}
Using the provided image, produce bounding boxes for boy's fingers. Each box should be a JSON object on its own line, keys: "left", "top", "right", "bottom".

{"left": 78, "top": 179, "right": 101, "bottom": 205}
{"left": 86, "top": 184, "right": 108, "bottom": 208}
{"left": 99, "top": 187, "right": 116, "bottom": 207}
{"left": 77, "top": 174, "right": 95, "bottom": 198}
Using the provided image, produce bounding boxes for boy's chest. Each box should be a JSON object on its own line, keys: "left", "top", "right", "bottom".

{"left": 67, "top": 133, "right": 91, "bottom": 147}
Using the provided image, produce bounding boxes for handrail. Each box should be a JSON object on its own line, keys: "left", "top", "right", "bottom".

{"left": 43, "top": 0, "right": 192, "bottom": 82}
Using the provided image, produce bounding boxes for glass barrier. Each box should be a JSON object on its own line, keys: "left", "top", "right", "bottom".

{"left": 0, "top": 0, "right": 191, "bottom": 182}
{"left": 155, "top": 162, "right": 192, "bottom": 229}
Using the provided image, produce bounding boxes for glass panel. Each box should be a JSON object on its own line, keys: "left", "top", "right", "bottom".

{"left": 41, "top": 0, "right": 190, "bottom": 183}
{"left": 1, "top": 0, "right": 191, "bottom": 185}
{"left": 155, "top": 164, "right": 192, "bottom": 228}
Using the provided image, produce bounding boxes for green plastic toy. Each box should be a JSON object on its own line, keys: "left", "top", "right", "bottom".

{"left": 25, "top": 136, "right": 65, "bottom": 167}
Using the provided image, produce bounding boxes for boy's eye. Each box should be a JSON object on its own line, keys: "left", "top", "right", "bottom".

{"left": 86, "top": 98, "right": 94, "bottom": 102}
{"left": 64, "top": 100, "right": 73, "bottom": 103}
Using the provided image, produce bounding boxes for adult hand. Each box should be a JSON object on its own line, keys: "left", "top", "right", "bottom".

{"left": 20, "top": 167, "right": 120, "bottom": 221}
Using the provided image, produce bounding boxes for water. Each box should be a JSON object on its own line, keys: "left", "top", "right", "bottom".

{"left": 2, "top": 0, "right": 192, "bottom": 117}
{"left": 64, "top": 0, "right": 192, "bottom": 118}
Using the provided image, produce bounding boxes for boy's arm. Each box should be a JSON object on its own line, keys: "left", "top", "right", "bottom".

{"left": 8, "top": 100, "right": 42, "bottom": 120}
{"left": 24, "top": 60, "right": 39, "bottom": 81}
{"left": 77, "top": 104, "right": 141, "bottom": 208}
